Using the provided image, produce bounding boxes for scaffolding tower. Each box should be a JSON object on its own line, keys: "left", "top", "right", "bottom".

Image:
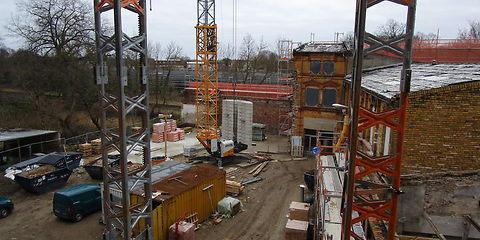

{"left": 277, "top": 40, "right": 293, "bottom": 135}
{"left": 342, "top": 0, "right": 417, "bottom": 239}
{"left": 94, "top": 0, "right": 153, "bottom": 239}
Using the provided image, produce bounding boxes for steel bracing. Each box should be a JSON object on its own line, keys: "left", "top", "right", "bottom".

{"left": 94, "top": 0, "right": 153, "bottom": 239}
{"left": 342, "top": 0, "right": 417, "bottom": 239}
{"left": 277, "top": 40, "right": 293, "bottom": 135}
{"left": 196, "top": 0, "right": 219, "bottom": 149}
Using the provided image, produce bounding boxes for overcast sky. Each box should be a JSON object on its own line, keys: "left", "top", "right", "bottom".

{"left": 0, "top": 0, "right": 478, "bottom": 59}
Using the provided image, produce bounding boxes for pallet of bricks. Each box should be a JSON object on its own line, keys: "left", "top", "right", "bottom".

{"left": 285, "top": 201, "right": 310, "bottom": 240}
{"left": 152, "top": 117, "right": 185, "bottom": 143}
{"left": 90, "top": 139, "right": 102, "bottom": 155}
{"left": 78, "top": 143, "right": 92, "bottom": 157}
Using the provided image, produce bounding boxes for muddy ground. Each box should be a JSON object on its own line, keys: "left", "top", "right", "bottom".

{"left": 0, "top": 135, "right": 315, "bottom": 240}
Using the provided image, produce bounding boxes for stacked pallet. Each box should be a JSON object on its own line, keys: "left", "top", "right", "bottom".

{"left": 90, "top": 139, "right": 102, "bottom": 155}
{"left": 285, "top": 201, "right": 310, "bottom": 240}
{"left": 285, "top": 219, "right": 308, "bottom": 240}
{"left": 226, "top": 180, "right": 245, "bottom": 195}
{"left": 152, "top": 132, "right": 165, "bottom": 143}
{"left": 152, "top": 119, "right": 184, "bottom": 143}
{"left": 79, "top": 143, "right": 92, "bottom": 157}
{"left": 153, "top": 122, "right": 165, "bottom": 134}
{"left": 167, "top": 131, "right": 179, "bottom": 142}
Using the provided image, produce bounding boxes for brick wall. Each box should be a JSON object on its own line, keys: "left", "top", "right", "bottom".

{"left": 218, "top": 96, "right": 290, "bottom": 135}
{"left": 181, "top": 89, "right": 291, "bottom": 135}
{"left": 402, "top": 81, "right": 480, "bottom": 174}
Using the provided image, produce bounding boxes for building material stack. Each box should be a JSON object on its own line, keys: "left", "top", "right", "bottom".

{"left": 226, "top": 180, "right": 245, "bottom": 195}
{"left": 285, "top": 201, "right": 310, "bottom": 240}
{"left": 152, "top": 119, "right": 185, "bottom": 143}
{"left": 90, "top": 139, "right": 102, "bottom": 155}
{"left": 152, "top": 122, "right": 165, "bottom": 143}
{"left": 168, "top": 221, "right": 195, "bottom": 240}
{"left": 78, "top": 143, "right": 92, "bottom": 157}
{"left": 222, "top": 99, "right": 253, "bottom": 146}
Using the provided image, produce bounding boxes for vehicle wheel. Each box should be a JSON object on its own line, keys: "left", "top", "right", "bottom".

{"left": 73, "top": 212, "right": 83, "bottom": 222}
{"left": 0, "top": 208, "right": 9, "bottom": 218}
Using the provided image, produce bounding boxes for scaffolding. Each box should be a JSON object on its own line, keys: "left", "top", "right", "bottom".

{"left": 94, "top": 0, "right": 153, "bottom": 239}
{"left": 277, "top": 40, "right": 294, "bottom": 135}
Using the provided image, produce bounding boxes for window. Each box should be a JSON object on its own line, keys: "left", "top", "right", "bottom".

{"left": 305, "top": 87, "right": 319, "bottom": 107}
{"left": 310, "top": 61, "right": 321, "bottom": 74}
{"left": 323, "top": 61, "right": 334, "bottom": 74}
{"left": 322, "top": 88, "right": 337, "bottom": 107}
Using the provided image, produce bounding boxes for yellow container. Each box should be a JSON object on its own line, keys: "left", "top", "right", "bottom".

{"left": 132, "top": 164, "right": 226, "bottom": 240}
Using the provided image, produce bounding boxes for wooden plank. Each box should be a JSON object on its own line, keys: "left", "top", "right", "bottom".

{"left": 423, "top": 212, "right": 447, "bottom": 240}
{"left": 252, "top": 162, "right": 268, "bottom": 176}
{"left": 249, "top": 163, "right": 263, "bottom": 174}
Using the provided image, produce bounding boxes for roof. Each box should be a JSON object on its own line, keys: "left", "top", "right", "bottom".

{"left": 55, "top": 184, "right": 100, "bottom": 196}
{"left": 294, "top": 42, "right": 351, "bottom": 54}
{"left": 151, "top": 163, "right": 224, "bottom": 202}
{"left": 0, "top": 129, "right": 58, "bottom": 142}
{"left": 150, "top": 160, "right": 193, "bottom": 184}
{"left": 346, "top": 63, "right": 480, "bottom": 100}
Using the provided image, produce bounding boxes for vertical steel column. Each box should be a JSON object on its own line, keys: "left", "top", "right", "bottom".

{"left": 277, "top": 40, "right": 293, "bottom": 135}
{"left": 195, "top": 0, "right": 218, "bottom": 149}
{"left": 94, "top": 0, "right": 153, "bottom": 239}
{"left": 342, "top": 0, "right": 416, "bottom": 239}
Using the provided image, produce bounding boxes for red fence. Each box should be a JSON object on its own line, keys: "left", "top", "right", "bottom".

{"left": 376, "top": 39, "right": 480, "bottom": 63}
{"left": 187, "top": 82, "right": 293, "bottom": 100}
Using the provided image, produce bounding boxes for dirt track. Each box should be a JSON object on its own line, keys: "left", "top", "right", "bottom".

{"left": 196, "top": 157, "right": 313, "bottom": 240}
{"left": 0, "top": 169, "right": 104, "bottom": 240}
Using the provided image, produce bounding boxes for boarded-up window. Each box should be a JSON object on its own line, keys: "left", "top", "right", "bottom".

{"left": 310, "top": 61, "right": 321, "bottom": 74}
{"left": 305, "top": 87, "right": 319, "bottom": 107}
{"left": 322, "top": 88, "right": 337, "bottom": 107}
{"left": 323, "top": 61, "right": 334, "bottom": 74}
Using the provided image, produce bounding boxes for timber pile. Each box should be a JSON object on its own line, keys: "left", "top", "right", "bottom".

{"left": 79, "top": 143, "right": 92, "bottom": 157}
{"left": 250, "top": 152, "right": 273, "bottom": 162}
{"left": 90, "top": 139, "right": 102, "bottom": 155}
{"left": 249, "top": 161, "right": 268, "bottom": 177}
{"left": 226, "top": 180, "right": 245, "bottom": 195}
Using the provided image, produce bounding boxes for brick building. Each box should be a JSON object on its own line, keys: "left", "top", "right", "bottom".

{"left": 345, "top": 63, "right": 480, "bottom": 174}
{"left": 292, "top": 42, "right": 351, "bottom": 152}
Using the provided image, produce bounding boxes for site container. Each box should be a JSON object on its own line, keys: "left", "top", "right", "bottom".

{"left": 131, "top": 163, "right": 226, "bottom": 240}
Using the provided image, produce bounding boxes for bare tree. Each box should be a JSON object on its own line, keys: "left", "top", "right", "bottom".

{"left": 159, "top": 42, "right": 184, "bottom": 105}
{"left": 375, "top": 19, "right": 406, "bottom": 40}
{"left": 239, "top": 34, "right": 257, "bottom": 83}
{"left": 9, "top": 0, "right": 93, "bottom": 57}
{"left": 458, "top": 20, "right": 480, "bottom": 39}
{"left": 7, "top": 0, "right": 98, "bottom": 136}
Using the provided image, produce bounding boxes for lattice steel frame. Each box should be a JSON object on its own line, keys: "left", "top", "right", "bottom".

{"left": 94, "top": 0, "right": 153, "bottom": 239}
{"left": 277, "top": 40, "right": 293, "bottom": 135}
{"left": 196, "top": 0, "right": 218, "bottom": 149}
{"left": 342, "top": 0, "right": 416, "bottom": 239}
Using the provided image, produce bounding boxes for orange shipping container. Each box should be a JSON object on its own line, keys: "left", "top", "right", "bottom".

{"left": 132, "top": 164, "right": 226, "bottom": 240}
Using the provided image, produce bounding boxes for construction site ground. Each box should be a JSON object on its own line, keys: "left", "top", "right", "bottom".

{"left": 2, "top": 133, "right": 478, "bottom": 239}
{"left": 0, "top": 135, "right": 315, "bottom": 240}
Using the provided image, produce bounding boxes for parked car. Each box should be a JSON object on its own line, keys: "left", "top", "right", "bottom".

{"left": 53, "top": 184, "right": 101, "bottom": 222}
{"left": 0, "top": 196, "right": 14, "bottom": 218}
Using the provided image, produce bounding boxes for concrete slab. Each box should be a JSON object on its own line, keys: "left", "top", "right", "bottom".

{"left": 111, "top": 130, "right": 204, "bottom": 164}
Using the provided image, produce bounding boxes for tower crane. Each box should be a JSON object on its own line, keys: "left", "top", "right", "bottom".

{"left": 195, "top": 0, "right": 247, "bottom": 159}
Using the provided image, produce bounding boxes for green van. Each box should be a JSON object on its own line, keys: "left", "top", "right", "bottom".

{"left": 53, "top": 184, "right": 101, "bottom": 222}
